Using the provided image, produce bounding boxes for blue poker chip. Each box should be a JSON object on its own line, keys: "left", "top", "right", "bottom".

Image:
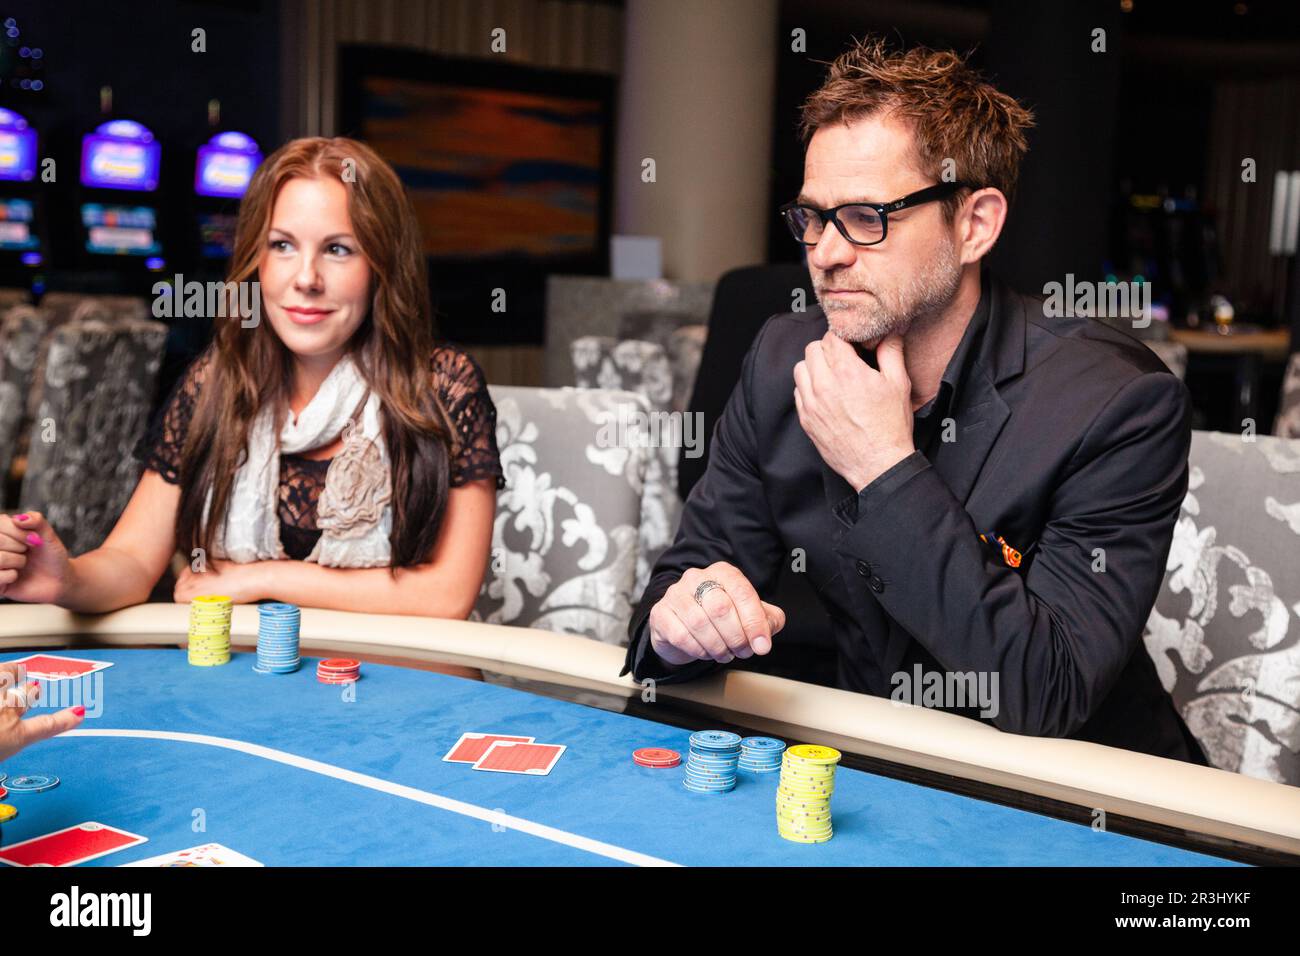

{"left": 683, "top": 773, "right": 735, "bottom": 786}
{"left": 683, "top": 779, "right": 735, "bottom": 793}
{"left": 740, "top": 736, "right": 786, "bottom": 752}
{"left": 683, "top": 767, "right": 735, "bottom": 780}
{"left": 686, "top": 751, "right": 738, "bottom": 763}
{"left": 684, "top": 778, "right": 735, "bottom": 790}
{"left": 4, "top": 772, "right": 59, "bottom": 793}
{"left": 689, "top": 730, "right": 742, "bottom": 751}
{"left": 684, "top": 763, "right": 737, "bottom": 778}
{"left": 686, "top": 749, "right": 738, "bottom": 764}
{"left": 689, "top": 743, "right": 739, "bottom": 754}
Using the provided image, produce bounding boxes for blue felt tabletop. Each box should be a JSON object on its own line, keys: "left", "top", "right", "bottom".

{"left": 0, "top": 649, "right": 1242, "bottom": 866}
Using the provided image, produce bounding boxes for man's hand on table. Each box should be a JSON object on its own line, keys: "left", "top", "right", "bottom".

{"left": 648, "top": 562, "right": 786, "bottom": 666}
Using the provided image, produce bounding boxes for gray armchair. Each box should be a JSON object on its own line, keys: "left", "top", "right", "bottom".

{"left": 0, "top": 304, "right": 48, "bottom": 508}
{"left": 472, "top": 385, "right": 662, "bottom": 646}
{"left": 1143, "top": 430, "right": 1300, "bottom": 785}
{"left": 18, "top": 313, "right": 167, "bottom": 556}
{"left": 1276, "top": 353, "right": 1299, "bottom": 438}
{"left": 570, "top": 337, "right": 683, "bottom": 596}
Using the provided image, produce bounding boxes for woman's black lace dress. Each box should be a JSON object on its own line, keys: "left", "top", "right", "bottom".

{"left": 134, "top": 346, "right": 505, "bottom": 560}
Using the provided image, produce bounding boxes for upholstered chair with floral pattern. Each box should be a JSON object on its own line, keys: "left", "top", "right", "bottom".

{"left": 570, "top": 337, "right": 682, "bottom": 595}
{"left": 1143, "top": 431, "right": 1300, "bottom": 785}
{"left": 18, "top": 314, "right": 167, "bottom": 556}
{"left": 472, "top": 385, "right": 665, "bottom": 646}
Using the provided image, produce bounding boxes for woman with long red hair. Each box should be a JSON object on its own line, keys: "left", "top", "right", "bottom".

{"left": 0, "top": 137, "right": 501, "bottom": 617}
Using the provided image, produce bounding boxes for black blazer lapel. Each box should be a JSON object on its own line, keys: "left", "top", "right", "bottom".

{"left": 877, "top": 278, "right": 1026, "bottom": 679}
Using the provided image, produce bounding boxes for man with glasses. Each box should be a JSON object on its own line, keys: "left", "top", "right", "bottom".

{"left": 621, "top": 37, "right": 1207, "bottom": 764}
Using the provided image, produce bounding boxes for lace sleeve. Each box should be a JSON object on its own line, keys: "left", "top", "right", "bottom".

{"left": 432, "top": 346, "right": 505, "bottom": 490}
{"left": 133, "top": 350, "right": 213, "bottom": 484}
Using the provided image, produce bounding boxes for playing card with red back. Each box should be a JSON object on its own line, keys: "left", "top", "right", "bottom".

{"left": 0, "top": 822, "right": 148, "bottom": 867}
{"left": 473, "top": 741, "right": 567, "bottom": 775}
{"left": 442, "top": 732, "right": 534, "bottom": 764}
{"left": 7, "top": 654, "right": 114, "bottom": 681}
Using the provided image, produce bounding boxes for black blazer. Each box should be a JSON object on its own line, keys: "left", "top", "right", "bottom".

{"left": 624, "top": 274, "right": 1208, "bottom": 765}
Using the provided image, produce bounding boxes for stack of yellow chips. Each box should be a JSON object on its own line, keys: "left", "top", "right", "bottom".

{"left": 188, "top": 595, "right": 233, "bottom": 666}
{"left": 776, "top": 744, "right": 841, "bottom": 844}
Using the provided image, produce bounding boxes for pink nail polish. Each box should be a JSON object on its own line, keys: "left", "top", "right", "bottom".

{"left": 14, "top": 513, "right": 27, "bottom": 521}
{"left": 72, "top": 705, "right": 85, "bottom": 717}
{"left": 26, "top": 532, "right": 41, "bottom": 547}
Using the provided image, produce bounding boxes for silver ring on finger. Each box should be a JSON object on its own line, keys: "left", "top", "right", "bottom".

{"left": 693, "top": 579, "right": 725, "bottom": 606}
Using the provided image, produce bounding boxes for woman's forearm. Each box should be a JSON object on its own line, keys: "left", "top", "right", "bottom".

{"left": 258, "top": 560, "right": 479, "bottom": 618}
{"left": 59, "top": 547, "right": 159, "bottom": 613}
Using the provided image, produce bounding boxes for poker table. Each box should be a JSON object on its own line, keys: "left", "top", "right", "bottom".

{"left": 1, "top": 604, "right": 1297, "bottom": 866}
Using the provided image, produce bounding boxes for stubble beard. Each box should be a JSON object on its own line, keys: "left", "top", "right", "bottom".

{"left": 815, "top": 237, "right": 964, "bottom": 344}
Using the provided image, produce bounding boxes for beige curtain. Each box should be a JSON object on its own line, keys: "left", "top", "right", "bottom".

{"left": 280, "top": 0, "right": 623, "bottom": 138}
{"left": 1205, "top": 77, "right": 1300, "bottom": 319}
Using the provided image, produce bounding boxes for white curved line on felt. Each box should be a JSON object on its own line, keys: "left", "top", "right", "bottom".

{"left": 65, "top": 728, "right": 679, "bottom": 867}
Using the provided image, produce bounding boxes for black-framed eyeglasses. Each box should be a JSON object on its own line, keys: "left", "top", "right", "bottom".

{"left": 779, "top": 181, "right": 973, "bottom": 248}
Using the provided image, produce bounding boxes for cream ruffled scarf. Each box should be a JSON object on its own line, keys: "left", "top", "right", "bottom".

{"left": 205, "top": 355, "right": 393, "bottom": 567}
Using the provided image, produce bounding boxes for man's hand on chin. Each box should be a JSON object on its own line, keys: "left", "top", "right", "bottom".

{"left": 793, "top": 330, "right": 916, "bottom": 493}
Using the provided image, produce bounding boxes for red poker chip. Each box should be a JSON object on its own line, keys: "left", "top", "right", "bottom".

{"left": 633, "top": 747, "right": 681, "bottom": 767}
{"left": 0, "top": 786, "right": 7, "bottom": 799}
{"left": 317, "top": 675, "right": 358, "bottom": 684}
{"left": 319, "top": 659, "right": 359, "bottom": 670}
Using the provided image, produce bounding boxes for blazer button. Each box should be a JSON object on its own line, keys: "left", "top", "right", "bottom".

{"left": 869, "top": 576, "right": 885, "bottom": 593}
{"left": 855, "top": 560, "right": 871, "bottom": 577}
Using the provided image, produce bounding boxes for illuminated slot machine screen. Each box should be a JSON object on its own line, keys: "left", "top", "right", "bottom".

{"left": 80, "top": 120, "right": 161, "bottom": 192}
{"left": 0, "top": 197, "right": 39, "bottom": 251}
{"left": 194, "top": 131, "right": 262, "bottom": 199}
{"left": 80, "top": 203, "right": 161, "bottom": 257}
{"left": 0, "top": 108, "right": 37, "bottom": 183}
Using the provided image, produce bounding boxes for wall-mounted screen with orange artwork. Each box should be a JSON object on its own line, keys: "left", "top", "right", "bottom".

{"left": 338, "top": 46, "right": 614, "bottom": 344}
{"left": 339, "top": 46, "right": 614, "bottom": 263}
